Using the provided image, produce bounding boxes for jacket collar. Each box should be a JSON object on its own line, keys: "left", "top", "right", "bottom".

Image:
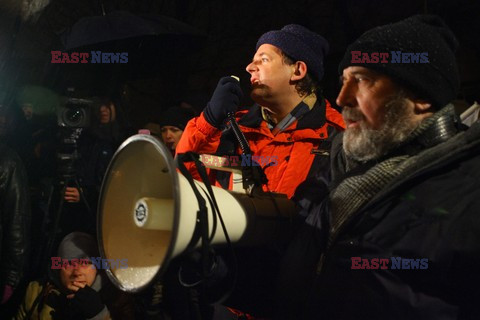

{"left": 238, "top": 97, "right": 327, "bottom": 130}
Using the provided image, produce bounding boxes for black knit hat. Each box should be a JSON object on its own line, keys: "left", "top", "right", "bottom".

{"left": 339, "top": 14, "right": 460, "bottom": 108}
{"left": 256, "top": 24, "right": 329, "bottom": 81}
{"left": 159, "top": 106, "right": 196, "bottom": 131}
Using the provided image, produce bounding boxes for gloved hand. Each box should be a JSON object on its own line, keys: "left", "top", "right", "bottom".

{"left": 203, "top": 76, "right": 243, "bottom": 128}
{"left": 70, "top": 285, "right": 106, "bottom": 318}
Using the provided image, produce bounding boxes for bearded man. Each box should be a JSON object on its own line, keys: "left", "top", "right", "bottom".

{"left": 276, "top": 15, "right": 480, "bottom": 319}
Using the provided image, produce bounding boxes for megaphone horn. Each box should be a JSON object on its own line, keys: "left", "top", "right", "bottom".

{"left": 98, "top": 134, "right": 296, "bottom": 292}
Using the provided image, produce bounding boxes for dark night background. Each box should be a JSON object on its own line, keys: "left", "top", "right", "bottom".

{"left": 1, "top": 0, "right": 479, "bottom": 128}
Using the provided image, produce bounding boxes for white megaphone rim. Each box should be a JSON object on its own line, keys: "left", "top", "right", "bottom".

{"left": 97, "top": 134, "right": 182, "bottom": 292}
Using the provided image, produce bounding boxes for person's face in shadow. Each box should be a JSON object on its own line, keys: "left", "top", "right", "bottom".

{"left": 21, "top": 104, "right": 34, "bottom": 120}
{"left": 99, "top": 104, "right": 116, "bottom": 124}
{"left": 161, "top": 125, "right": 183, "bottom": 151}
{"left": 59, "top": 260, "right": 97, "bottom": 293}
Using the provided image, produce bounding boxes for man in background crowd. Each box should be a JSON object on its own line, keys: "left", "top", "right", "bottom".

{"left": 159, "top": 105, "right": 197, "bottom": 156}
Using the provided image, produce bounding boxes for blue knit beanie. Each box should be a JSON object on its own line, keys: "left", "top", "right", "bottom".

{"left": 256, "top": 24, "right": 329, "bottom": 81}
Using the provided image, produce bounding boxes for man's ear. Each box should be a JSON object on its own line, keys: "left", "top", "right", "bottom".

{"left": 291, "top": 61, "right": 307, "bottom": 81}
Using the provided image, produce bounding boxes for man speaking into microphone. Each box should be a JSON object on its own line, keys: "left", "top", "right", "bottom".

{"left": 172, "top": 24, "right": 344, "bottom": 319}
{"left": 176, "top": 24, "right": 344, "bottom": 200}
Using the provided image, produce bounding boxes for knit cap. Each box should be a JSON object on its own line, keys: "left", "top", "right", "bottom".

{"left": 57, "top": 232, "right": 99, "bottom": 260}
{"left": 159, "top": 106, "right": 196, "bottom": 131}
{"left": 52, "top": 232, "right": 103, "bottom": 292}
{"left": 256, "top": 24, "right": 329, "bottom": 81}
{"left": 339, "top": 14, "right": 460, "bottom": 108}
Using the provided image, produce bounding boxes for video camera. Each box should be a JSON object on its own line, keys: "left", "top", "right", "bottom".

{"left": 55, "top": 98, "right": 96, "bottom": 182}
{"left": 57, "top": 98, "right": 93, "bottom": 128}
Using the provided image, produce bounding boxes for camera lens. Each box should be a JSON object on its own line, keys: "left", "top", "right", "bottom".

{"left": 58, "top": 98, "right": 91, "bottom": 128}
{"left": 64, "top": 107, "right": 84, "bottom": 127}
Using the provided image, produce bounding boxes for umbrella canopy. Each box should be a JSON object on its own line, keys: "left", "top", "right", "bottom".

{"left": 52, "top": 10, "right": 206, "bottom": 87}
{"left": 61, "top": 10, "right": 205, "bottom": 50}
{"left": 50, "top": 10, "right": 207, "bottom": 127}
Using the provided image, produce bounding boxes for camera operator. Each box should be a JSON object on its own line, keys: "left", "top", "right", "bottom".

{"left": 61, "top": 97, "right": 124, "bottom": 235}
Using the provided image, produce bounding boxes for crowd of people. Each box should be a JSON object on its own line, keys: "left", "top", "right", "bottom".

{"left": 1, "top": 13, "right": 479, "bottom": 320}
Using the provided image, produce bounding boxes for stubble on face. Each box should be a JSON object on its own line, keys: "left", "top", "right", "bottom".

{"left": 248, "top": 45, "right": 294, "bottom": 108}
{"left": 250, "top": 83, "right": 271, "bottom": 104}
{"left": 342, "top": 93, "right": 420, "bottom": 162}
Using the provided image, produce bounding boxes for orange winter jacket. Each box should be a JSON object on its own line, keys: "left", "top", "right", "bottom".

{"left": 176, "top": 98, "right": 344, "bottom": 199}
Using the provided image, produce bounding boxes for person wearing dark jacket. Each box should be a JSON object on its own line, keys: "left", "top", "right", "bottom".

{"left": 276, "top": 15, "right": 480, "bottom": 319}
{"left": 0, "top": 142, "right": 30, "bottom": 314}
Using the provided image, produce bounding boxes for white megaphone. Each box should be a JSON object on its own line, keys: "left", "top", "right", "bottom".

{"left": 98, "top": 134, "right": 296, "bottom": 292}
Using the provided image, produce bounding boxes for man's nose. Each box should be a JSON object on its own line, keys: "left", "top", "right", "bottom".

{"left": 71, "top": 268, "right": 84, "bottom": 276}
{"left": 246, "top": 61, "right": 256, "bottom": 74}
{"left": 336, "top": 82, "right": 355, "bottom": 108}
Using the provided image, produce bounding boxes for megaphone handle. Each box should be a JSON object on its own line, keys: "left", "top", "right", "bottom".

{"left": 226, "top": 112, "right": 268, "bottom": 191}
{"left": 227, "top": 112, "right": 252, "bottom": 156}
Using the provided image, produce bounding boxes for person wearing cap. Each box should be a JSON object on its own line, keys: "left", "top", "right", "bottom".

{"left": 176, "top": 24, "right": 344, "bottom": 199}
{"left": 15, "top": 232, "right": 134, "bottom": 319}
{"left": 159, "top": 106, "right": 197, "bottom": 155}
{"left": 170, "top": 24, "right": 344, "bottom": 319}
{"left": 276, "top": 15, "right": 480, "bottom": 319}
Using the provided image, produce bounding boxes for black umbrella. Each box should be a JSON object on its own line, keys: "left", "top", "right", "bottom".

{"left": 61, "top": 10, "right": 205, "bottom": 50}
{"left": 50, "top": 10, "right": 206, "bottom": 92}
{"left": 56, "top": 10, "right": 206, "bottom": 79}
{"left": 49, "top": 11, "right": 207, "bottom": 128}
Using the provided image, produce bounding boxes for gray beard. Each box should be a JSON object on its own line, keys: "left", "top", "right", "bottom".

{"left": 342, "top": 95, "right": 420, "bottom": 162}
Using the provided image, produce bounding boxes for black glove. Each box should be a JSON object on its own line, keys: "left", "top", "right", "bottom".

{"left": 203, "top": 76, "right": 243, "bottom": 128}
{"left": 70, "top": 285, "right": 106, "bottom": 318}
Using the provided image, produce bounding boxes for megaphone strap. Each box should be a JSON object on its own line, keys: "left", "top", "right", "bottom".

{"left": 176, "top": 152, "right": 238, "bottom": 294}
{"left": 177, "top": 152, "right": 234, "bottom": 249}
{"left": 175, "top": 154, "right": 210, "bottom": 259}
